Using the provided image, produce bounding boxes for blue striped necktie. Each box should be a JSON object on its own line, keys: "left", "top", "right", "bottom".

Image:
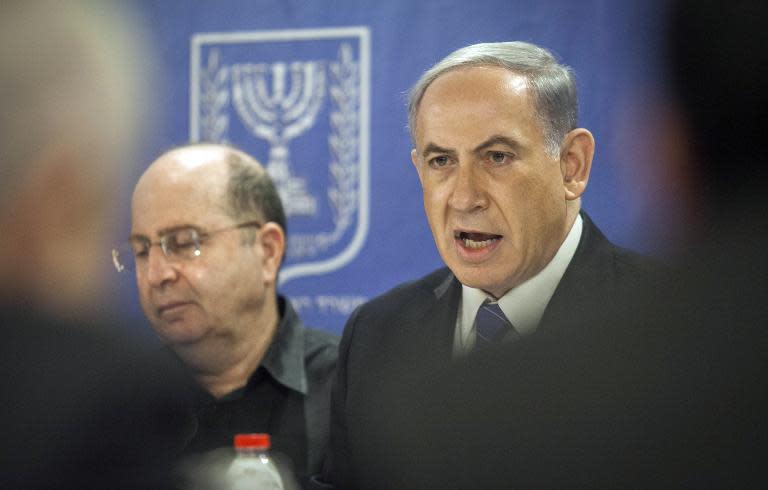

{"left": 475, "top": 301, "right": 518, "bottom": 350}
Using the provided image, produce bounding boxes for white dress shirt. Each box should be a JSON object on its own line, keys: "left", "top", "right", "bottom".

{"left": 453, "top": 214, "right": 583, "bottom": 356}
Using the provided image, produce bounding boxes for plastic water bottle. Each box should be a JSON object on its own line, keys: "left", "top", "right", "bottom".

{"left": 224, "top": 433, "right": 284, "bottom": 489}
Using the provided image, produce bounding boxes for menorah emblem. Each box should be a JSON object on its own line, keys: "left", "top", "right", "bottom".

{"left": 231, "top": 61, "right": 326, "bottom": 216}
{"left": 191, "top": 27, "right": 370, "bottom": 284}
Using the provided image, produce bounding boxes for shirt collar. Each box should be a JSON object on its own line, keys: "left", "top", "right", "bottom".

{"left": 258, "top": 296, "right": 308, "bottom": 395}
{"left": 458, "top": 214, "right": 583, "bottom": 349}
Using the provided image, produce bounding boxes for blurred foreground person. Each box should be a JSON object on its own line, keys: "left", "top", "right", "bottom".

{"left": 376, "top": 0, "right": 768, "bottom": 488}
{"left": 650, "top": 1, "right": 768, "bottom": 484}
{"left": 0, "top": 2, "right": 194, "bottom": 488}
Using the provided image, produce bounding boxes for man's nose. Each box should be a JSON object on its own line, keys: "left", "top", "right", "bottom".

{"left": 145, "top": 245, "right": 177, "bottom": 287}
{"left": 448, "top": 161, "right": 488, "bottom": 212}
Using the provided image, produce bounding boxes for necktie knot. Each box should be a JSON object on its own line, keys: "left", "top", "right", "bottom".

{"left": 475, "top": 301, "right": 516, "bottom": 349}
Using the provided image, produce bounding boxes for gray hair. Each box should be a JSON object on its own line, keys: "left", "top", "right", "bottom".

{"left": 225, "top": 147, "right": 287, "bottom": 238}
{"left": 407, "top": 41, "right": 578, "bottom": 158}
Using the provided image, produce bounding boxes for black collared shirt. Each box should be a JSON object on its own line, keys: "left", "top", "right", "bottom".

{"left": 181, "top": 296, "right": 338, "bottom": 486}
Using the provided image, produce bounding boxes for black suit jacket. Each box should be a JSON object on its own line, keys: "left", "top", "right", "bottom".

{"left": 372, "top": 209, "right": 768, "bottom": 489}
{"left": 323, "top": 212, "right": 657, "bottom": 489}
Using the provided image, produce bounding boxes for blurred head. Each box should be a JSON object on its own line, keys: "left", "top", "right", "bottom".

{"left": 666, "top": 0, "right": 768, "bottom": 211}
{"left": 409, "top": 42, "right": 594, "bottom": 297}
{"left": 129, "top": 144, "right": 286, "bottom": 352}
{"left": 0, "top": 0, "right": 154, "bottom": 319}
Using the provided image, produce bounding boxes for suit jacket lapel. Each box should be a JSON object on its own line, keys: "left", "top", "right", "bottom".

{"left": 402, "top": 270, "right": 461, "bottom": 375}
{"left": 538, "top": 212, "right": 615, "bottom": 340}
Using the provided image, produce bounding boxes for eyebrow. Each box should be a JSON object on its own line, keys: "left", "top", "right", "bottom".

{"left": 472, "top": 135, "right": 523, "bottom": 154}
{"left": 421, "top": 143, "right": 458, "bottom": 159}
{"left": 129, "top": 224, "right": 199, "bottom": 242}
{"left": 420, "top": 135, "right": 523, "bottom": 160}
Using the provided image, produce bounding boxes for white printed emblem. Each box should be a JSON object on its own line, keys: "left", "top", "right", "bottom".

{"left": 190, "top": 27, "right": 370, "bottom": 285}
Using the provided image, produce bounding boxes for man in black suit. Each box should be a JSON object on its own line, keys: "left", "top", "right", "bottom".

{"left": 346, "top": 2, "right": 768, "bottom": 488}
{"left": 321, "top": 41, "right": 656, "bottom": 489}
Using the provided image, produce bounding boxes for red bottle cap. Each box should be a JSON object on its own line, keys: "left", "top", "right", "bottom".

{"left": 233, "top": 433, "right": 271, "bottom": 450}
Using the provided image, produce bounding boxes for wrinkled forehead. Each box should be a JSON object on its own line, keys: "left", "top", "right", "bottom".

{"left": 415, "top": 67, "right": 533, "bottom": 119}
{"left": 413, "top": 67, "right": 539, "bottom": 144}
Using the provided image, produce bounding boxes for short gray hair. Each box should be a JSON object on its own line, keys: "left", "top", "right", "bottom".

{"left": 225, "top": 148, "right": 287, "bottom": 236}
{"left": 224, "top": 145, "right": 287, "bottom": 272}
{"left": 407, "top": 41, "right": 577, "bottom": 158}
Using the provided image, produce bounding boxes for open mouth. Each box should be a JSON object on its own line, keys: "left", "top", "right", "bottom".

{"left": 455, "top": 231, "right": 502, "bottom": 249}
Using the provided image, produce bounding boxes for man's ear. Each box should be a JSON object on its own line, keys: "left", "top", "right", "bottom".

{"left": 560, "top": 128, "right": 595, "bottom": 200}
{"left": 258, "top": 222, "right": 285, "bottom": 285}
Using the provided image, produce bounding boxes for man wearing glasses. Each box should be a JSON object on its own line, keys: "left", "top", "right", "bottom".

{"left": 116, "top": 143, "right": 338, "bottom": 486}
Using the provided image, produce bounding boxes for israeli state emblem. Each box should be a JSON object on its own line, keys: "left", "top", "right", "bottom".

{"left": 190, "top": 27, "right": 370, "bottom": 285}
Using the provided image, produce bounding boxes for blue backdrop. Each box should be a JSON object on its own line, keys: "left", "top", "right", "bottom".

{"left": 117, "top": 0, "right": 667, "bottom": 336}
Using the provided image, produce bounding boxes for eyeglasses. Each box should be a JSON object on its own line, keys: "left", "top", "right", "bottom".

{"left": 112, "top": 220, "right": 262, "bottom": 273}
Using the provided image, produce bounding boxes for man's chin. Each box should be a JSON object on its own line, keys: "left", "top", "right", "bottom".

{"left": 154, "top": 321, "right": 208, "bottom": 347}
{"left": 452, "top": 269, "right": 514, "bottom": 298}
